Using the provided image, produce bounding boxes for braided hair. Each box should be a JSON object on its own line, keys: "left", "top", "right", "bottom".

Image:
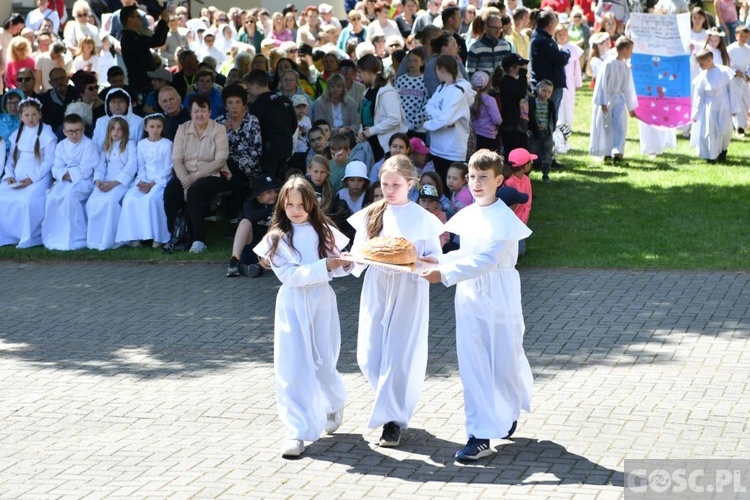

{"left": 13, "top": 100, "right": 43, "bottom": 166}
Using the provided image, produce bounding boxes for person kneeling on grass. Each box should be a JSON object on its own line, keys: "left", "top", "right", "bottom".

{"left": 421, "top": 149, "right": 533, "bottom": 462}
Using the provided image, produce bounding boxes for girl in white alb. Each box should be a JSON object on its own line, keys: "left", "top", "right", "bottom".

{"left": 0, "top": 98, "right": 57, "bottom": 248}
{"left": 116, "top": 114, "right": 173, "bottom": 247}
{"left": 346, "top": 155, "right": 443, "bottom": 447}
{"left": 253, "top": 176, "right": 351, "bottom": 458}
{"left": 86, "top": 117, "right": 137, "bottom": 250}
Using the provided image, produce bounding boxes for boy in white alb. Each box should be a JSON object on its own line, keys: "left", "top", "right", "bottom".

{"left": 589, "top": 37, "right": 638, "bottom": 163}
{"left": 690, "top": 49, "right": 740, "bottom": 162}
{"left": 422, "top": 149, "right": 533, "bottom": 461}
{"left": 726, "top": 26, "right": 750, "bottom": 134}
{"left": 42, "top": 114, "right": 99, "bottom": 250}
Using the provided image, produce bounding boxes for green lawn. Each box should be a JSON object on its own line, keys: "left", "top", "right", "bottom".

{"left": 1, "top": 86, "right": 748, "bottom": 270}
{"left": 521, "top": 86, "right": 750, "bottom": 270}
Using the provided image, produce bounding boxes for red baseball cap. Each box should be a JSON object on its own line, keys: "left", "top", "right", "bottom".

{"left": 507, "top": 148, "right": 538, "bottom": 167}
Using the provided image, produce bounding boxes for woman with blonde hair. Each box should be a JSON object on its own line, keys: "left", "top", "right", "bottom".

{"left": 72, "top": 36, "right": 99, "bottom": 74}
{"left": 267, "top": 12, "right": 292, "bottom": 47}
{"left": 313, "top": 73, "right": 361, "bottom": 136}
{"left": 5, "top": 36, "right": 39, "bottom": 90}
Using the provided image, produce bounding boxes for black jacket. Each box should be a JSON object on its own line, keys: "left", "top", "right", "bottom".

{"left": 120, "top": 20, "right": 169, "bottom": 94}
{"left": 529, "top": 27, "right": 570, "bottom": 90}
{"left": 250, "top": 91, "right": 297, "bottom": 160}
{"left": 498, "top": 68, "right": 530, "bottom": 132}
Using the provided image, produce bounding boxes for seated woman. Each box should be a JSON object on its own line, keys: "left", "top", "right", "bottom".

{"left": 215, "top": 83, "right": 263, "bottom": 220}
{"left": 164, "top": 94, "right": 233, "bottom": 254}
{"left": 312, "top": 73, "right": 361, "bottom": 137}
{"left": 0, "top": 89, "right": 23, "bottom": 154}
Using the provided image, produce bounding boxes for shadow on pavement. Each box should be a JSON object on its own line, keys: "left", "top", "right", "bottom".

{"left": 308, "top": 429, "right": 624, "bottom": 486}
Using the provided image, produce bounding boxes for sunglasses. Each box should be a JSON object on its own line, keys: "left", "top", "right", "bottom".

{"left": 17, "top": 77, "right": 33, "bottom": 82}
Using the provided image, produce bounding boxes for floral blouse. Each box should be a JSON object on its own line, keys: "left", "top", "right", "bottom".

{"left": 215, "top": 111, "right": 263, "bottom": 186}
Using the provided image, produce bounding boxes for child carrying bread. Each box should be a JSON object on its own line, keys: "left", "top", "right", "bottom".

{"left": 346, "top": 154, "right": 443, "bottom": 447}
{"left": 253, "top": 176, "right": 351, "bottom": 458}
{"left": 421, "top": 149, "right": 533, "bottom": 462}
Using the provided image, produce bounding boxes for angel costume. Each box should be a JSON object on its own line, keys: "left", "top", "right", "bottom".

{"left": 0, "top": 124, "right": 57, "bottom": 248}
{"left": 347, "top": 202, "right": 443, "bottom": 430}
{"left": 726, "top": 41, "right": 750, "bottom": 130}
{"left": 253, "top": 223, "right": 350, "bottom": 442}
{"left": 589, "top": 57, "right": 638, "bottom": 157}
{"left": 690, "top": 64, "right": 740, "bottom": 159}
{"left": 437, "top": 199, "right": 533, "bottom": 439}
{"left": 42, "top": 136, "right": 99, "bottom": 250}
{"left": 115, "top": 138, "right": 173, "bottom": 245}
{"left": 86, "top": 141, "right": 137, "bottom": 250}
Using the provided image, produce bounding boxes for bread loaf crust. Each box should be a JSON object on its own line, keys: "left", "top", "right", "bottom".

{"left": 361, "top": 236, "right": 417, "bottom": 265}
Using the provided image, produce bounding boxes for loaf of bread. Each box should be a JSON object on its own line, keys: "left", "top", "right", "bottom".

{"left": 361, "top": 236, "right": 417, "bottom": 265}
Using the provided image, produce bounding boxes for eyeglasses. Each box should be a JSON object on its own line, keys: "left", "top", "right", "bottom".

{"left": 63, "top": 128, "right": 85, "bottom": 135}
{"left": 572, "top": 14, "right": 582, "bottom": 18}
{"left": 76, "top": 13, "right": 88, "bottom": 18}
{"left": 17, "top": 77, "right": 33, "bottom": 82}
{"left": 85, "top": 85, "right": 98, "bottom": 91}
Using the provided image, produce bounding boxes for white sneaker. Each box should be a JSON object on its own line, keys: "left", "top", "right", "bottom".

{"left": 281, "top": 439, "right": 305, "bottom": 457}
{"left": 189, "top": 241, "right": 207, "bottom": 254}
{"left": 325, "top": 408, "right": 344, "bottom": 435}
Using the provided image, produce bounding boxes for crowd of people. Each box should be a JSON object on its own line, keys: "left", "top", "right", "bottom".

{"left": 1, "top": 0, "right": 749, "bottom": 459}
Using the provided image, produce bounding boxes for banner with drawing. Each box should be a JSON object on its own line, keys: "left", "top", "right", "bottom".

{"left": 628, "top": 13, "right": 692, "bottom": 128}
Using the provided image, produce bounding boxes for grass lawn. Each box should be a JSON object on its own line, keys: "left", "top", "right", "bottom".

{"left": 1, "top": 86, "right": 748, "bottom": 270}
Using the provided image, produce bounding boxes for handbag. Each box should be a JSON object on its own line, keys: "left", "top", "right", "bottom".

{"left": 163, "top": 210, "right": 190, "bottom": 253}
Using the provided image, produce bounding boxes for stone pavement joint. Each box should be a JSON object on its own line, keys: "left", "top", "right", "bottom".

{"left": 0, "top": 262, "right": 748, "bottom": 498}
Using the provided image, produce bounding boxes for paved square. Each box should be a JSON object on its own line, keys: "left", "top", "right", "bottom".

{"left": 0, "top": 262, "right": 747, "bottom": 498}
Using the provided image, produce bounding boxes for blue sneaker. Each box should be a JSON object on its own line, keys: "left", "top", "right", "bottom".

{"left": 455, "top": 436, "right": 492, "bottom": 461}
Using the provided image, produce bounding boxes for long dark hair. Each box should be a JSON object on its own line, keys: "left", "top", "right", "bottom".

{"left": 357, "top": 54, "right": 388, "bottom": 91}
{"left": 263, "top": 176, "right": 338, "bottom": 267}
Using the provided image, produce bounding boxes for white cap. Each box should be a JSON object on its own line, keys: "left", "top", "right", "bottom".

{"left": 343, "top": 161, "right": 368, "bottom": 180}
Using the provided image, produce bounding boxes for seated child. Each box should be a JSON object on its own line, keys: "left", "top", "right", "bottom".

{"left": 226, "top": 175, "right": 280, "bottom": 278}
{"left": 336, "top": 161, "right": 371, "bottom": 214}
{"left": 42, "top": 113, "right": 99, "bottom": 250}
{"left": 418, "top": 184, "right": 450, "bottom": 251}
{"left": 86, "top": 117, "right": 137, "bottom": 250}
{"left": 290, "top": 94, "right": 313, "bottom": 172}
{"left": 369, "top": 133, "right": 410, "bottom": 183}
{"left": 420, "top": 171, "right": 451, "bottom": 214}
{"left": 305, "top": 125, "right": 331, "bottom": 165}
{"left": 328, "top": 133, "right": 352, "bottom": 191}
{"left": 116, "top": 114, "right": 174, "bottom": 247}
{"left": 446, "top": 162, "right": 473, "bottom": 217}
{"left": 0, "top": 98, "right": 57, "bottom": 248}
{"left": 409, "top": 136, "right": 435, "bottom": 175}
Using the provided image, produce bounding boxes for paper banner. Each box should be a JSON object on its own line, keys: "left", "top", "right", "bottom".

{"left": 629, "top": 13, "right": 692, "bottom": 128}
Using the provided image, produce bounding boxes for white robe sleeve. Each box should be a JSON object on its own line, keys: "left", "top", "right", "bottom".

{"left": 114, "top": 142, "right": 138, "bottom": 185}
{"left": 438, "top": 238, "right": 511, "bottom": 287}
{"left": 29, "top": 127, "right": 57, "bottom": 183}
{"left": 69, "top": 140, "right": 100, "bottom": 184}
{"left": 156, "top": 140, "right": 174, "bottom": 185}
{"left": 625, "top": 69, "right": 639, "bottom": 112}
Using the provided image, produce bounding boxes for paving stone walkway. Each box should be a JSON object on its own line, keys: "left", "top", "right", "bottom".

{"left": 0, "top": 262, "right": 747, "bottom": 499}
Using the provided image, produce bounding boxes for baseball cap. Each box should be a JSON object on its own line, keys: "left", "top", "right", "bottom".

{"left": 319, "top": 3, "right": 333, "bottom": 14}
{"left": 409, "top": 137, "right": 429, "bottom": 155}
{"left": 419, "top": 184, "right": 440, "bottom": 201}
{"left": 502, "top": 53, "right": 529, "bottom": 71}
{"left": 291, "top": 94, "right": 308, "bottom": 107}
{"left": 343, "top": 161, "right": 368, "bottom": 180}
{"left": 507, "top": 148, "right": 537, "bottom": 167}
{"left": 251, "top": 176, "right": 280, "bottom": 198}
{"left": 146, "top": 67, "right": 173, "bottom": 83}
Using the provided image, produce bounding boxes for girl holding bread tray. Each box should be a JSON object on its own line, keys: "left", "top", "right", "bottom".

{"left": 253, "top": 176, "right": 352, "bottom": 458}
{"left": 345, "top": 154, "right": 444, "bottom": 448}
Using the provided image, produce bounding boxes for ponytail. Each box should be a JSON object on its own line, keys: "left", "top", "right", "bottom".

{"left": 365, "top": 199, "right": 388, "bottom": 240}
{"left": 34, "top": 123, "right": 42, "bottom": 162}
{"left": 470, "top": 92, "right": 483, "bottom": 120}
